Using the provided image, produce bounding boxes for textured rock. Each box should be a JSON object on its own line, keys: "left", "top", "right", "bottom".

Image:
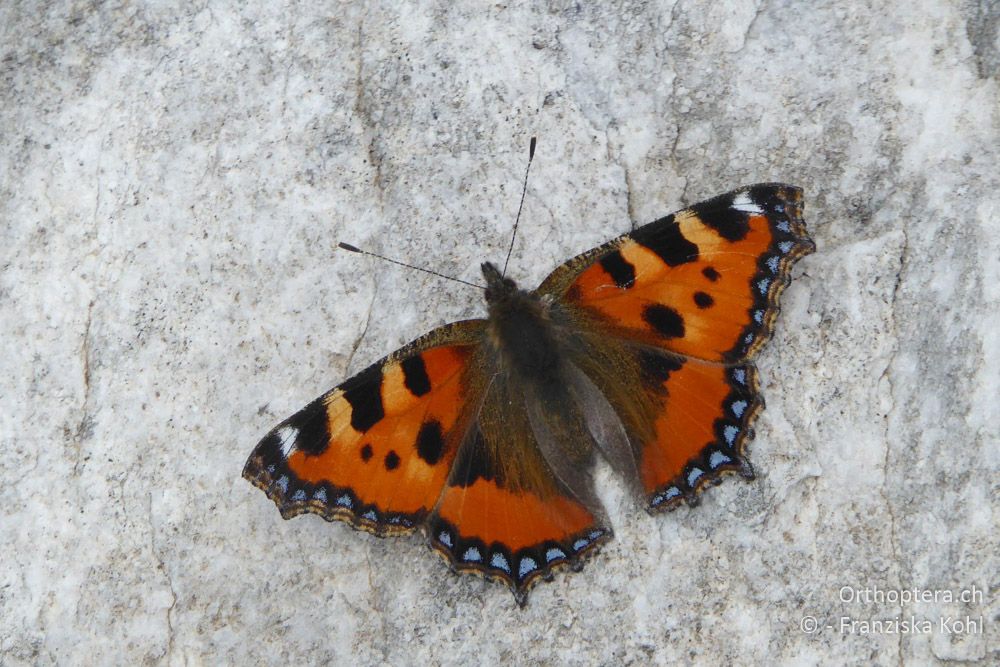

{"left": 1, "top": 1, "right": 996, "bottom": 665}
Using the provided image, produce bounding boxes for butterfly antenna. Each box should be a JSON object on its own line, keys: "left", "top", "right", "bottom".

{"left": 337, "top": 242, "right": 485, "bottom": 290}
{"left": 501, "top": 136, "right": 537, "bottom": 278}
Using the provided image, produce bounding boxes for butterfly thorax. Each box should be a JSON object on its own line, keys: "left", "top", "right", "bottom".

{"left": 481, "top": 261, "right": 564, "bottom": 382}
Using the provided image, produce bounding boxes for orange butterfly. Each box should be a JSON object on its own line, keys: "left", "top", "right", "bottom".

{"left": 244, "top": 183, "right": 814, "bottom": 605}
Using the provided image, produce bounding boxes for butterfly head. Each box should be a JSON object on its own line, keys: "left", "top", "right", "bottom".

{"left": 481, "top": 262, "right": 519, "bottom": 304}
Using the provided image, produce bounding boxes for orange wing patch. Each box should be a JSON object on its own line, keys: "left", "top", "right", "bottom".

{"left": 632, "top": 349, "right": 760, "bottom": 509}
{"left": 434, "top": 480, "right": 594, "bottom": 552}
{"left": 429, "top": 478, "right": 607, "bottom": 601}
{"left": 243, "top": 322, "right": 484, "bottom": 536}
{"left": 428, "top": 480, "right": 608, "bottom": 603}
{"left": 559, "top": 185, "right": 814, "bottom": 363}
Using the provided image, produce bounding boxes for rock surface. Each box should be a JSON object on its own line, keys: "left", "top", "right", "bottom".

{"left": 1, "top": 1, "right": 997, "bottom": 665}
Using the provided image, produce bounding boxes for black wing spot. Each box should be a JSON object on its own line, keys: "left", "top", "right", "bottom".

{"left": 360, "top": 443, "right": 373, "bottom": 462}
{"left": 632, "top": 215, "right": 699, "bottom": 266}
{"left": 253, "top": 432, "right": 288, "bottom": 470}
{"left": 702, "top": 266, "right": 720, "bottom": 282}
{"left": 400, "top": 355, "right": 431, "bottom": 397}
{"left": 638, "top": 350, "right": 684, "bottom": 386}
{"left": 693, "top": 291, "right": 714, "bottom": 309}
{"left": 342, "top": 365, "right": 385, "bottom": 432}
{"left": 642, "top": 304, "right": 685, "bottom": 339}
{"left": 384, "top": 450, "right": 401, "bottom": 471}
{"left": 451, "top": 428, "right": 501, "bottom": 487}
{"left": 599, "top": 250, "right": 636, "bottom": 288}
{"left": 416, "top": 419, "right": 445, "bottom": 465}
{"left": 286, "top": 396, "right": 331, "bottom": 456}
{"left": 747, "top": 184, "right": 783, "bottom": 212}
{"left": 691, "top": 195, "right": 749, "bottom": 241}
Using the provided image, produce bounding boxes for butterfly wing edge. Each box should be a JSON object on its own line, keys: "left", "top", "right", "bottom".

{"left": 243, "top": 319, "right": 486, "bottom": 538}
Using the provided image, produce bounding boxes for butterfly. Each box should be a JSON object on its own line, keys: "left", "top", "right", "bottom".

{"left": 243, "top": 183, "right": 815, "bottom": 605}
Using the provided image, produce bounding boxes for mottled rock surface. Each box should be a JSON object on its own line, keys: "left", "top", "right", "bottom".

{"left": 1, "top": 1, "right": 997, "bottom": 664}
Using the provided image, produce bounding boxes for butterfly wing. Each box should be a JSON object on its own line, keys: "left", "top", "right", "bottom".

{"left": 246, "top": 316, "right": 610, "bottom": 603}
{"left": 632, "top": 352, "right": 762, "bottom": 508}
{"left": 539, "top": 183, "right": 814, "bottom": 363}
{"left": 427, "top": 368, "right": 612, "bottom": 605}
{"left": 243, "top": 320, "right": 486, "bottom": 535}
{"left": 539, "top": 184, "right": 814, "bottom": 508}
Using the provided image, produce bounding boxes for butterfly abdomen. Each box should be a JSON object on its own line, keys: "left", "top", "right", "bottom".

{"left": 480, "top": 277, "right": 604, "bottom": 479}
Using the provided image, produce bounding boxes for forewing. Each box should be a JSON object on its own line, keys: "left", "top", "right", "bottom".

{"left": 538, "top": 184, "right": 815, "bottom": 363}
{"left": 243, "top": 320, "right": 486, "bottom": 536}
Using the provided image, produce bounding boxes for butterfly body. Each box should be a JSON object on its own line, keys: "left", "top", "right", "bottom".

{"left": 245, "top": 183, "right": 815, "bottom": 604}
{"left": 482, "top": 261, "right": 565, "bottom": 383}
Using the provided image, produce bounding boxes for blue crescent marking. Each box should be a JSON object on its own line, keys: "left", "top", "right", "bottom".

{"left": 709, "top": 450, "right": 731, "bottom": 469}
{"left": 490, "top": 553, "right": 511, "bottom": 573}
{"left": 545, "top": 547, "right": 566, "bottom": 563}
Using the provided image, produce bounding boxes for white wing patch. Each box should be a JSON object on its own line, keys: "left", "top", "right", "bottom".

{"left": 731, "top": 191, "right": 764, "bottom": 214}
{"left": 276, "top": 425, "right": 299, "bottom": 457}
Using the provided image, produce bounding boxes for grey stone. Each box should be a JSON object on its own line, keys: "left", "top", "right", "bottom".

{"left": 1, "top": 1, "right": 996, "bottom": 665}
